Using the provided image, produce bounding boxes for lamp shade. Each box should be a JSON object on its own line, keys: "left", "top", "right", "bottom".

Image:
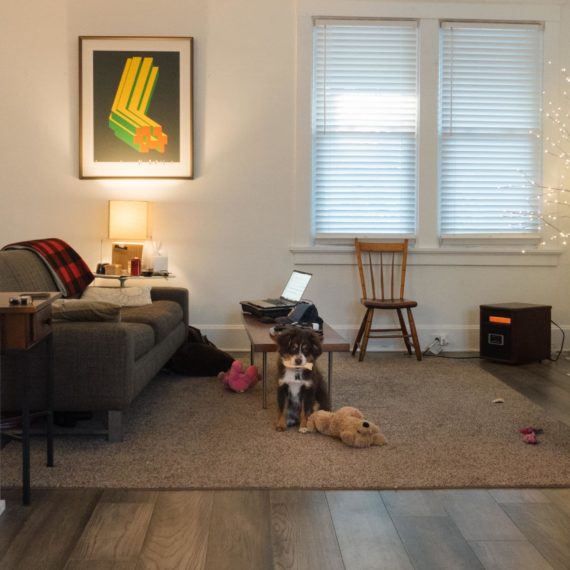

{"left": 108, "top": 200, "right": 150, "bottom": 241}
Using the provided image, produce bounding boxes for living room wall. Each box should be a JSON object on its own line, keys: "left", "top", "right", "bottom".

{"left": 1, "top": 0, "right": 569, "bottom": 352}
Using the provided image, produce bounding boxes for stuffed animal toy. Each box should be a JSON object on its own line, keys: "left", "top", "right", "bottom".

{"left": 306, "top": 406, "right": 387, "bottom": 448}
{"left": 218, "top": 360, "right": 259, "bottom": 393}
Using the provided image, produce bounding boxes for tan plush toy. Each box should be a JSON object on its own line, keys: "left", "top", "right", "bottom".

{"left": 306, "top": 406, "right": 387, "bottom": 448}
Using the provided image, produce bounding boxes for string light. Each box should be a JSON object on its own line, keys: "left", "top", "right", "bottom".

{"left": 507, "top": 66, "right": 570, "bottom": 252}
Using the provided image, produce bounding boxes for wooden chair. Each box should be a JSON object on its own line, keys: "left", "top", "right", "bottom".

{"left": 352, "top": 239, "right": 422, "bottom": 361}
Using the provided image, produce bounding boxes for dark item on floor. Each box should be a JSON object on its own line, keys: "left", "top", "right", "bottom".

{"left": 167, "top": 326, "right": 234, "bottom": 377}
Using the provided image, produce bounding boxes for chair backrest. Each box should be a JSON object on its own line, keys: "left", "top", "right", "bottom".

{"left": 354, "top": 239, "right": 410, "bottom": 301}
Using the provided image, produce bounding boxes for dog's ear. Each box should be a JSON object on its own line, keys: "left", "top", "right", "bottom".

{"left": 276, "top": 328, "right": 295, "bottom": 352}
{"left": 309, "top": 331, "right": 323, "bottom": 357}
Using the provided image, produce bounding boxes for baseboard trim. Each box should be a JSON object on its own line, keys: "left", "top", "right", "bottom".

{"left": 194, "top": 323, "right": 569, "bottom": 353}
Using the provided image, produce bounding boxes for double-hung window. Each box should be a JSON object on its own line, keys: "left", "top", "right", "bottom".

{"left": 439, "top": 22, "right": 544, "bottom": 237}
{"left": 311, "top": 18, "right": 545, "bottom": 243}
{"left": 312, "top": 20, "right": 418, "bottom": 238}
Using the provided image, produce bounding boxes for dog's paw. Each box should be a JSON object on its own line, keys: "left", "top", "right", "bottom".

{"left": 298, "top": 427, "right": 308, "bottom": 434}
{"left": 276, "top": 424, "right": 287, "bottom": 432}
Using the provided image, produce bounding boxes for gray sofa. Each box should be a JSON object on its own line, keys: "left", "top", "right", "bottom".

{"left": 0, "top": 249, "right": 188, "bottom": 441}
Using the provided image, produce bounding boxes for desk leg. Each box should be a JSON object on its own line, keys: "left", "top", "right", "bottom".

{"left": 262, "top": 352, "right": 268, "bottom": 409}
{"left": 21, "top": 354, "right": 31, "bottom": 506}
{"left": 46, "top": 336, "right": 54, "bottom": 467}
{"left": 328, "top": 352, "right": 333, "bottom": 408}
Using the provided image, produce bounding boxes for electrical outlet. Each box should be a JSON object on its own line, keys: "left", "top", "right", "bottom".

{"left": 434, "top": 334, "right": 448, "bottom": 346}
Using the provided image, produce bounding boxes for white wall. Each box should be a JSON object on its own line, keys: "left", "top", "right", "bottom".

{"left": 1, "top": 0, "right": 569, "bottom": 352}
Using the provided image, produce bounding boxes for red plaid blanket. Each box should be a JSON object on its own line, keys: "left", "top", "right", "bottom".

{"left": 2, "top": 238, "right": 94, "bottom": 298}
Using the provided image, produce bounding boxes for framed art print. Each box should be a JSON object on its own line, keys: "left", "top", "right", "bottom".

{"left": 79, "top": 36, "right": 193, "bottom": 179}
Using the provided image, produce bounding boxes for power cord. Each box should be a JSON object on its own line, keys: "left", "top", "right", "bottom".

{"left": 422, "top": 340, "right": 482, "bottom": 360}
{"left": 423, "top": 319, "right": 566, "bottom": 362}
{"left": 422, "top": 339, "right": 440, "bottom": 356}
{"left": 550, "top": 319, "right": 565, "bottom": 362}
{"left": 423, "top": 351, "right": 483, "bottom": 360}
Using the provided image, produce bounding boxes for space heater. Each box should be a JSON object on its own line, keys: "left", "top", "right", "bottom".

{"left": 479, "top": 303, "right": 551, "bottom": 364}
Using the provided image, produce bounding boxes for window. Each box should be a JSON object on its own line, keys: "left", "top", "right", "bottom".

{"left": 309, "top": 17, "right": 546, "bottom": 244}
{"left": 439, "top": 22, "right": 544, "bottom": 237}
{"left": 312, "top": 20, "right": 418, "bottom": 237}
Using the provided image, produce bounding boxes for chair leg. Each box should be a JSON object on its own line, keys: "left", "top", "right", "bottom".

{"left": 396, "top": 308, "right": 412, "bottom": 355}
{"left": 352, "top": 311, "right": 369, "bottom": 356}
{"left": 359, "top": 308, "right": 375, "bottom": 362}
{"left": 406, "top": 308, "right": 422, "bottom": 361}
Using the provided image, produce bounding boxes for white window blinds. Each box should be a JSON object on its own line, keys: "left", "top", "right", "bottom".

{"left": 439, "top": 22, "right": 543, "bottom": 236}
{"left": 313, "top": 20, "right": 418, "bottom": 237}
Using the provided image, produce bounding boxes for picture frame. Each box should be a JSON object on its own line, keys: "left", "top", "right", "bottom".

{"left": 79, "top": 36, "right": 193, "bottom": 179}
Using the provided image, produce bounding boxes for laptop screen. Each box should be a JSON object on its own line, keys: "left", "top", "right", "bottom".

{"left": 281, "top": 270, "right": 312, "bottom": 302}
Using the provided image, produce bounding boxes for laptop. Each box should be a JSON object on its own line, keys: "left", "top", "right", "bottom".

{"left": 240, "top": 270, "right": 312, "bottom": 316}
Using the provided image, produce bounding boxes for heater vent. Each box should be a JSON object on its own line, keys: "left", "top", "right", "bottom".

{"left": 488, "top": 333, "right": 504, "bottom": 346}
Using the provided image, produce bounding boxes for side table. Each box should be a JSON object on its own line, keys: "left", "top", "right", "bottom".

{"left": 92, "top": 273, "right": 175, "bottom": 288}
{"left": 0, "top": 291, "right": 60, "bottom": 505}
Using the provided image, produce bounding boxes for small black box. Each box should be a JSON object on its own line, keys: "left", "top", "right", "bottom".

{"left": 480, "top": 303, "right": 551, "bottom": 364}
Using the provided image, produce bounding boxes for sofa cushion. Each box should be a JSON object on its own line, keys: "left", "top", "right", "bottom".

{"left": 52, "top": 300, "right": 121, "bottom": 322}
{"left": 81, "top": 286, "right": 153, "bottom": 307}
{"left": 121, "top": 300, "right": 184, "bottom": 344}
{"left": 52, "top": 321, "right": 155, "bottom": 362}
{"left": 126, "top": 323, "right": 157, "bottom": 360}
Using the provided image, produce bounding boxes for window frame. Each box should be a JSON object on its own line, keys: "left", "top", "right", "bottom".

{"left": 293, "top": 1, "right": 563, "bottom": 265}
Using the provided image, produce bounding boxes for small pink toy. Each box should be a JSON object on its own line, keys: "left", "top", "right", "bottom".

{"left": 519, "top": 426, "right": 542, "bottom": 445}
{"left": 218, "top": 360, "right": 259, "bottom": 393}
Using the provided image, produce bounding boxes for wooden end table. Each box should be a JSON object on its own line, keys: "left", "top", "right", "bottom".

{"left": 242, "top": 314, "right": 350, "bottom": 409}
{"left": 0, "top": 291, "right": 60, "bottom": 505}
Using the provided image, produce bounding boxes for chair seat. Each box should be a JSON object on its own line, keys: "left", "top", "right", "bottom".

{"left": 361, "top": 298, "right": 418, "bottom": 310}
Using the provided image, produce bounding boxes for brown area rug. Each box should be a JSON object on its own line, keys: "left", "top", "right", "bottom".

{"left": 2, "top": 353, "right": 570, "bottom": 489}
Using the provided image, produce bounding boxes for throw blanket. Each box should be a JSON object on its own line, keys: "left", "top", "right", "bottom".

{"left": 2, "top": 238, "right": 94, "bottom": 298}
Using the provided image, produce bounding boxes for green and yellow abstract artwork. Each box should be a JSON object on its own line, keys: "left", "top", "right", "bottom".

{"left": 80, "top": 36, "right": 192, "bottom": 178}
{"left": 109, "top": 56, "right": 168, "bottom": 154}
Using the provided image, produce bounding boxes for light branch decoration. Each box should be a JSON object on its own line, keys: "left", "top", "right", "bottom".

{"left": 497, "top": 65, "right": 570, "bottom": 252}
{"left": 523, "top": 65, "right": 570, "bottom": 250}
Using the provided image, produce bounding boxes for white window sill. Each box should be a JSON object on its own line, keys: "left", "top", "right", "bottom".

{"left": 290, "top": 244, "right": 563, "bottom": 266}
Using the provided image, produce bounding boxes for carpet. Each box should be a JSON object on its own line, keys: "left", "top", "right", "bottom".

{"left": 2, "top": 353, "right": 570, "bottom": 489}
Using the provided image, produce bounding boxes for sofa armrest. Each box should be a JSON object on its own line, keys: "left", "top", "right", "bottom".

{"left": 150, "top": 287, "right": 189, "bottom": 325}
{"left": 52, "top": 322, "right": 138, "bottom": 409}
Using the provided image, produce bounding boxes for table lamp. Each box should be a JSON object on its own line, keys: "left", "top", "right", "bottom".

{"left": 108, "top": 200, "right": 151, "bottom": 273}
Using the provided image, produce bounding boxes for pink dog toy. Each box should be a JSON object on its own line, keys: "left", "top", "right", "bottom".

{"left": 519, "top": 426, "right": 542, "bottom": 444}
{"left": 219, "top": 360, "right": 259, "bottom": 393}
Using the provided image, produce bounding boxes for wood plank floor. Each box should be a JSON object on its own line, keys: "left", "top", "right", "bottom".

{"left": 1, "top": 353, "right": 570, "bottom": 570}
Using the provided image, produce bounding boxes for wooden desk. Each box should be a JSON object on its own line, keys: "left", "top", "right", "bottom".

{"left": 242, "top": 314, "right": 350, "bottom": 409}
{"left": 0, "top": 292, "right": 60, "bottom": 505}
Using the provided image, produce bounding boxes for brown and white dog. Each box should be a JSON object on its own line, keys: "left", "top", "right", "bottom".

{"left": 275, "top": 327, "right": 330, "bottom": 432}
